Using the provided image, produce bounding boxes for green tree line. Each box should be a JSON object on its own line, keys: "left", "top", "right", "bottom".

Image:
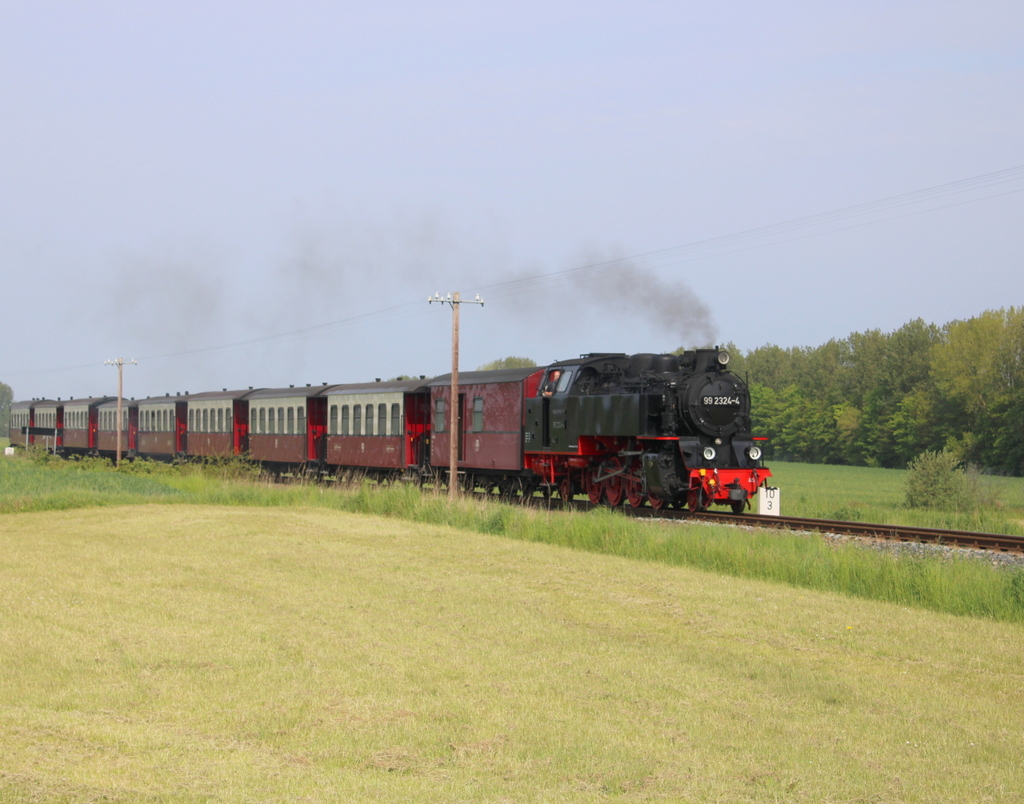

{"left": 0, "top": 381, "right": 11, "bottom": 433}
{"left": 718, "top": 307, "right": 1024, "bottom": 475}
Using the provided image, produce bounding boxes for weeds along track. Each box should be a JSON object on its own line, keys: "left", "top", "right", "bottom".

{"left": 513, "top": 494, "right": 1024, "bottom": 556}
{"left": 687, "top": 511, "right": 1024, "bottom": 555}
{"left": 260, "top": 472, "right": 1024, "bottom": 556}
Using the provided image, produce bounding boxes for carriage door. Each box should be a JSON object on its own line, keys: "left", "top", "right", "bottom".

{"left": 458, "top": 393, "right": 466, "bottom": 461}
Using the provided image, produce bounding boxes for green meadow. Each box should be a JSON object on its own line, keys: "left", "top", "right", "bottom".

{"left": 768, "top": 460, "right": 1024, "bottom": 535}
{"left": 1, "top": 453, "right": 1024, "bottom": 800}
{"left": 2, "top": 504, "right": 1023, "bottom": 802}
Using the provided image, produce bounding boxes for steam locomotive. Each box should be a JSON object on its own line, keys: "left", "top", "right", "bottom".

{"left": 523, "top": 348, "right": 770, "bottom": 511}
{"left": 9, "top": 347, "right": 770, "bottom": 511}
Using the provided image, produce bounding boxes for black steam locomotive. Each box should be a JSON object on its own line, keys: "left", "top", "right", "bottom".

{"left": 523, "top": 349, "right": 771, "bottom": 511}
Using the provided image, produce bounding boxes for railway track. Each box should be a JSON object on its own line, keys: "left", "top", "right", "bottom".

{"left": 620, "top": 506, "right": 1024, "bottom": 555}
{"left": 373, "top": 481, "right": 1024, "bottom": 556}
{"left": 520, "top": 492, "right": 1024, "bottom": 555}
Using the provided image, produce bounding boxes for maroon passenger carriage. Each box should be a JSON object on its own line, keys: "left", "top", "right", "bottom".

{"left": 185, "top": 389, "right": 259, "bottom": 459}
{"left": 25, "top": 399, "right": 62, "bottom": 453}
{"left": 62, "top": 397, "right": 114, "bottom": 455}
{"left": 95, "top": 397, "right": 137, "bottom": 459}
{"left": 9, "top": 398, "right": 63, "bottom": 449}
{"left": 322, "top": 378, "right": 430, "bottom": 481}
{"left": 426, "top": 367, "right": 545, "bottom": 494}
{"left": 8, "top": 399, "right": 34, "bottom": 447}
{"left": 246, "top": 385, "right": 327, "bottom": 473}
{"left": 136, "top": 393, "right": 188, "bottom": 460}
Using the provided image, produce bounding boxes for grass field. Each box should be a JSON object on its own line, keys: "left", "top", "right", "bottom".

{"left": 3, "top": 455, "right": 1024, "bottom": 625}
{"left": 769, "top": 461, "right": 1024, "bottom": 535}
{"left": 2, "top": 504, "right": 1022, "bottom": 802}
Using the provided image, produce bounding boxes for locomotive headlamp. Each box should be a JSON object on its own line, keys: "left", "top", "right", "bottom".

{"left": 717, "top": 350, "right": 730, "bottom": 366}
{"left": 702, "top": 446, "right": 716, "bottom": 461}
{"left": 748, "top": 446, "right": 762, "bottom": 461}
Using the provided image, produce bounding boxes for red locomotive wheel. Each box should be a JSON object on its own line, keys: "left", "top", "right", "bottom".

{"left": 625, "top": 476, "right": 645, "bottom": 508}
{"left": 648, "top": 492, "right": 665, "bottom": 510}
{"left": 687, "top": 487, "right": 712, "bottom": 513}
{"left": 559, "top": 476, "right": 574, "bottom": 503}
{"left": 587, "top": 472, "right": 602, "bottom": 504}
{"left": 604, "top": 475, "right": 624, "bottom": 507}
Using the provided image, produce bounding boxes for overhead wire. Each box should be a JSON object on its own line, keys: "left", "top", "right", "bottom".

{"left": 6, "top": 164, "right": 1024, "bottom": 379}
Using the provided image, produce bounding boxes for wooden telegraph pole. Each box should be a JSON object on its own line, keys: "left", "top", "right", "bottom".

{"left": 104, "top": 358, "right": 137, "bottom": 467}
{"left": 428, "top": 292, "right": 484, "bottom": 499}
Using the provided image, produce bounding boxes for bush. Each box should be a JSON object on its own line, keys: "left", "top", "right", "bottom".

{"left": 904, "top": 449, "right": 979, "bottom": 511}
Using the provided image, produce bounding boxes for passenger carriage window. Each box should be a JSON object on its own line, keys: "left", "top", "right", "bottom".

{"left": 342, "top": 405, "right": 350, "bottom": 435}
{"left": 202, "top": 409, "right": 209, "bottom": 432}
{"left": 217, "top": 408, "right": 224, "bottom": 433}
{"left": 391, "top": 403, "right": 400, "bottom": 436}
{"left": 365, "top": 404, "right": 373, "bottom": 436}
{"left": 435, "top": 398, "right": 445, "bottom": 431}
{"left": 473, "top": 397, "right": 484, "bottom": 432}
{"left": 259, "top": 407, "right": 266, "bottom": 434}
{"left": 329, "top": 405, "right": 338, "bottom": 435}
{"left": 297, "top": 407, "right": 305, "bottom": 433}
{"left": 378, "top": 404, "right": 386, "bottom": 436}
{"left": 226, "top": 408, "right": 232, "bottom": 430}
{"left": 268, "top": 407, "right": 275, "bottom": 435}
{"left": 353, "top": 405, "right": 361, "bottom": 436}
{"left": 278, "top": 408, "right": 284, "bottom": 434}
{"left": 287, "top": 407, "right": 294, "bottom": 435}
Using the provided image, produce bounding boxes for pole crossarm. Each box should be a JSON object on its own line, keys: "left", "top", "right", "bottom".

{"left": 428, "top": 291, "right": 485, "bottom": 500}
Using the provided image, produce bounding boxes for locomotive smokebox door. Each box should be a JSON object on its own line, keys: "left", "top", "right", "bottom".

{"left": 757, "top": 486, "right": 780, "bottom": 516}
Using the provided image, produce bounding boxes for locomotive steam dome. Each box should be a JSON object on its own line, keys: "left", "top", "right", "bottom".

{"left": 681, "top": 372, "right": 750, "bottom": 437}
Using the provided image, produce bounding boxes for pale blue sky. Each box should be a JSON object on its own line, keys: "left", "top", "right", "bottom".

{"left": 3, "top": 1, "right": 1022, "bottom": 400}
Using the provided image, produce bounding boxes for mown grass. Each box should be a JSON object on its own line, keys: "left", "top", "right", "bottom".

{"left": 3, "top": 455, "right": 1024, "bottom": 624}
{"left": 2, "top": 504, "right": 1023, "bottom": 802}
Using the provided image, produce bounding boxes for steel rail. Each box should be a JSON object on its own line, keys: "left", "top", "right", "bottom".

{"left": 625, "top": 507, "right": 1024, "bottom": 554}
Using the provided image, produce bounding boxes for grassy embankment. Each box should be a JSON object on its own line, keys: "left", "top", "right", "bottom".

{"left": 2, "top": 504, "right": 1023, "bottom": 802}
{"left": 2, "top": 454, "right": 1024, "bottom": 624}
